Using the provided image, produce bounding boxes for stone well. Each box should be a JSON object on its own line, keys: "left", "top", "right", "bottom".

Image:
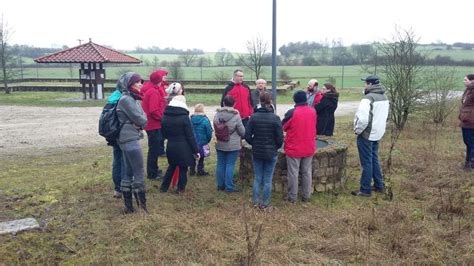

{"left": 241, "top": 136, "right": 348, "bottom": 192}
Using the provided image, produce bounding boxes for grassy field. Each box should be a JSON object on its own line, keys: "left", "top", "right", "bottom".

{"left": 15, "top": 64, "right": 474, "bottom": 91}
{"left": 0, "top": 111, "right": 472, "bottom": 264}
{"left": 0, "top": 89, "right": 362, "bottom": 108}
{"left": 418, "top": 47, "right": 474, "bottom": 61}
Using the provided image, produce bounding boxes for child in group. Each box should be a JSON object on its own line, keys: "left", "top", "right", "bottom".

{"left": 190, "top": 104, "right": 213, "bottom": 176}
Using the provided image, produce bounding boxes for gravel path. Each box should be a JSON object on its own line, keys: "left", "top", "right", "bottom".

{"left": 0, "top": 101, "right": 360, "bottom": 156}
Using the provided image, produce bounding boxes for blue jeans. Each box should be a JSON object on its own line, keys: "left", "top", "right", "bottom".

{"left": 112, "top": 144, "right": 124, "bottom": 193}
{"left": 216, "top": 150, "right": 239, "bottom": 191}
{"left": 462, "top": 127, "right": 474, "bottom": 165}
{"left": 119, "top": 140, "right": 145, "bottom": 193}
{"left": 357, "top": 135, "right": 384, "bottom": 194}
{"left": 252, "top": 156, "right": 277, "bottom": 206}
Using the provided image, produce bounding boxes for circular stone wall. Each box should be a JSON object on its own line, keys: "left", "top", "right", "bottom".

{"left": 241, "top": 136, "right": 348, "bottom": 192}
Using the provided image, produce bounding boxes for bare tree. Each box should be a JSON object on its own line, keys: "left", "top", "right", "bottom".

{"left": 351, "top": 44, "right": 375, "bottom": 64}
{"left": 213, "top": 70, "right": 228, "bottom": 82}
{"left": 423, "top": 66, "right": 458, "bottom": 125}
{"left": 238, "top": 37, "right": 268, "bottom": 80}
{"left": 379, "top": 27, "right": 425, "bottom": 171}
{"left": 179, "top": 49, "right": 198, "bottom": 67}
{"left": 0, "top": 15, "right": 17, "bottom": 94}
{"left": 167, "top": 60, "right": 184, "bottom": 80}
{"left": 214, "top": 48, "right": 234, "bottom": 66}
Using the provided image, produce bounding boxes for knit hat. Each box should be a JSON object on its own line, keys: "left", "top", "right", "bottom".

{"left": 128, "top": 73, "right": 143, "bottom": 89}
{"left": 149, "top": 69, "right": 168, "bottom": 84}
{"left": 293, "top": 90, "right": 307, "bottom": 104}
{"left": 166, "top": 82, "right": 182, "bottom": 95}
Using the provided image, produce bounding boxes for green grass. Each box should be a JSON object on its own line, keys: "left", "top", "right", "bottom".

{"left": 418, "top": 46, "right": 474, "bottom": 61}
{"left": 0, "top": 89, "right": 362, "bottom": 108}
{"left": 0, "top": 112, "right": 472, "bottom": 264}
{"left": 16, "top": 64, "right": 474, "bottom": 92}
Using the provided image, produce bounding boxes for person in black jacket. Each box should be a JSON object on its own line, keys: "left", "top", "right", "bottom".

{"left": 245, "top": 91, "right": 284, "bottom": 210}
{"left": 315, "top": 83, "right": 339, "bottom": 136}
{"left": 160, "top": 94, "right": 200, "bottom": 193}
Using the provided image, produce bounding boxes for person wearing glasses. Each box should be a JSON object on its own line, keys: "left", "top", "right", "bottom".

{"left": 220, "top": 69, "right": 253, "bottom": 128}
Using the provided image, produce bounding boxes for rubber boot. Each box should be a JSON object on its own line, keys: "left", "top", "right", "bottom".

{"left": 122, "top": 191, "right": 134, "bottom": 214}
{"left": 137, "top": 191, "right": 148, "bottom": 213}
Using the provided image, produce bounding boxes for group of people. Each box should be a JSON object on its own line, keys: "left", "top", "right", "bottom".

{"left": 107, "top": 66, "right": 474, "bottom": 214}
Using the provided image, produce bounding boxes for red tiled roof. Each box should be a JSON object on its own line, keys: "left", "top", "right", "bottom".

{"left": 34, "top": 41, "right": 141, "bottom": 64}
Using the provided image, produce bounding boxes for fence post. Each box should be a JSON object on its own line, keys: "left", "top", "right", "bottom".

{"left": 341, "top": 65, "right": 345, "bottom": 90}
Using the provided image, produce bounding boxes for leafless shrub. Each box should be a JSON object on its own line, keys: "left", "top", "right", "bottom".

{"left": 422, "top": 66, "right": 458, "bottom": 125}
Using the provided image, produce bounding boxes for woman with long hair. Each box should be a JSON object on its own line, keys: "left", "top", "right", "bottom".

{"left": 245, "top": 91, "right": 283, "bottom": 210}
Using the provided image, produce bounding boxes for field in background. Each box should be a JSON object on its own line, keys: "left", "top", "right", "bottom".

{"left": 12, "top": 65, "right": 474, "bottom": 90}
{"left": 0, "top": 89, "right": 363, "bottom": 108}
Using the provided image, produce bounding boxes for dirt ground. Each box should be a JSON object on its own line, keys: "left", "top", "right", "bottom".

{"left": 0, "top": 102, "right": 359, "bottom": 156}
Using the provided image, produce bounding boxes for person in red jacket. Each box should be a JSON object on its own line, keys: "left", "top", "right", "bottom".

{"left": 220, "top": 69, "right": 253, "bottom": 128}
{"left": 142, "top": 69, "right": 168, "bottom": 180}
{"left": 305, "top": 79, "right": 322, "bottom": 107}
{"left": 282, "top": 90, "right": 317, "bottom": 203}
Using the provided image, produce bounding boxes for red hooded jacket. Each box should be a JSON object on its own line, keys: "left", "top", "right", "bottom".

{"left": 282, "top": 103, "right": 317, "bottom": 157}
{"left": 142, "top": 70, "right": 168, "bottom": 131}
{"left": 221, "top": 82, "right": 253, "bottom": 119}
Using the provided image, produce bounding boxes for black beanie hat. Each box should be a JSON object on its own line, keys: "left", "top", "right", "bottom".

{"left": 293, "top": 90, "right": 307, "bottom": 104}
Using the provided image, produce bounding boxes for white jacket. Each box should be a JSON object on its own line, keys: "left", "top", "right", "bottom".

{"left": 353, "top": 84, "right": 389, "bottom": 141}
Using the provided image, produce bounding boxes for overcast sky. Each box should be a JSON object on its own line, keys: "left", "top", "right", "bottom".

{"left": 1, "top": 0, "right": 472, "bottom": 52}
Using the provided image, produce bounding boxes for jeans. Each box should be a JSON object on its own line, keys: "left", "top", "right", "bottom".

{"left": 112, "top": 144, "right": 124, "bottom": 193}
{"left": 462, "top": 127, "right": 474, "bottom": 165}
{"left": 216, "top": 150, "right": 240, "bottom": 191}
{"left": 160, "top": 164, "right": 188, "bottom": 192}
{"left": 252, "top": 156, "right": 277, "bottom": 206}
{"left": 357, "top": 135, "right": 384, "bottom": 194}
{"left": 119, "top": 140, "right": 145, "bottom": 193}
{"left": 146, "top": 129, "right": 163, "bottom": 178}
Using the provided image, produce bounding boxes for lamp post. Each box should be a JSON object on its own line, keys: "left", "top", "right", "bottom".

{"left": 271, "top": 0, "right": 277, "bottom": 111}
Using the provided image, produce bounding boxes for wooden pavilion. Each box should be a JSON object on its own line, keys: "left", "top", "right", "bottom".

{"left": 34, "top": 39, "right": 141, "bottom": 99}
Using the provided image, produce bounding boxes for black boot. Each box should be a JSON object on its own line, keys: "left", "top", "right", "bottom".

{"left": 197, "top": 170, "right": 209, "bottom": 176}
{"left": 122, "top": 191, "right": 134, "bottom": 214}
{"left": 189, "top": 167, "right": 196, "bottom": 176}
{"left": 137, "top": 191, "right": 148, "bottom": 213}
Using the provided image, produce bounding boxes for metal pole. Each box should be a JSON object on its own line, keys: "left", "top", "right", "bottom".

{"left": 272, "top": 0, "right": 277, "bottom": 111}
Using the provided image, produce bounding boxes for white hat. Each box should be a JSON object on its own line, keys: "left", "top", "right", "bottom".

{"left": 166, "top": 82, "right": 182, "bottom": 95}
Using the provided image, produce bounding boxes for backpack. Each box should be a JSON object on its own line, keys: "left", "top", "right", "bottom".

{"left": 214, "top": 119, "right": 231, "bottom": 142}
{"left": 98, "top": 98, "right": 123, "bottom": 146}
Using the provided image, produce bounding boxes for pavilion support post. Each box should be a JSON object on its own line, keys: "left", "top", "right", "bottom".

{"left": 93, "top": 63, "right": 98, "bottom": 99}
{"left": 88, "top": 63, "right": 93, "bottom": 99}
{"left": 80, "top": 63, "right": 86, "bottom": 100}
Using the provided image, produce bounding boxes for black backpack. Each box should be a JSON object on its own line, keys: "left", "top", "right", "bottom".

{"left": 214, "top": 119, "right": 231, "bottom": 142}
{"left": 98, "top": 98, "right": 123, "bottom": 146}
